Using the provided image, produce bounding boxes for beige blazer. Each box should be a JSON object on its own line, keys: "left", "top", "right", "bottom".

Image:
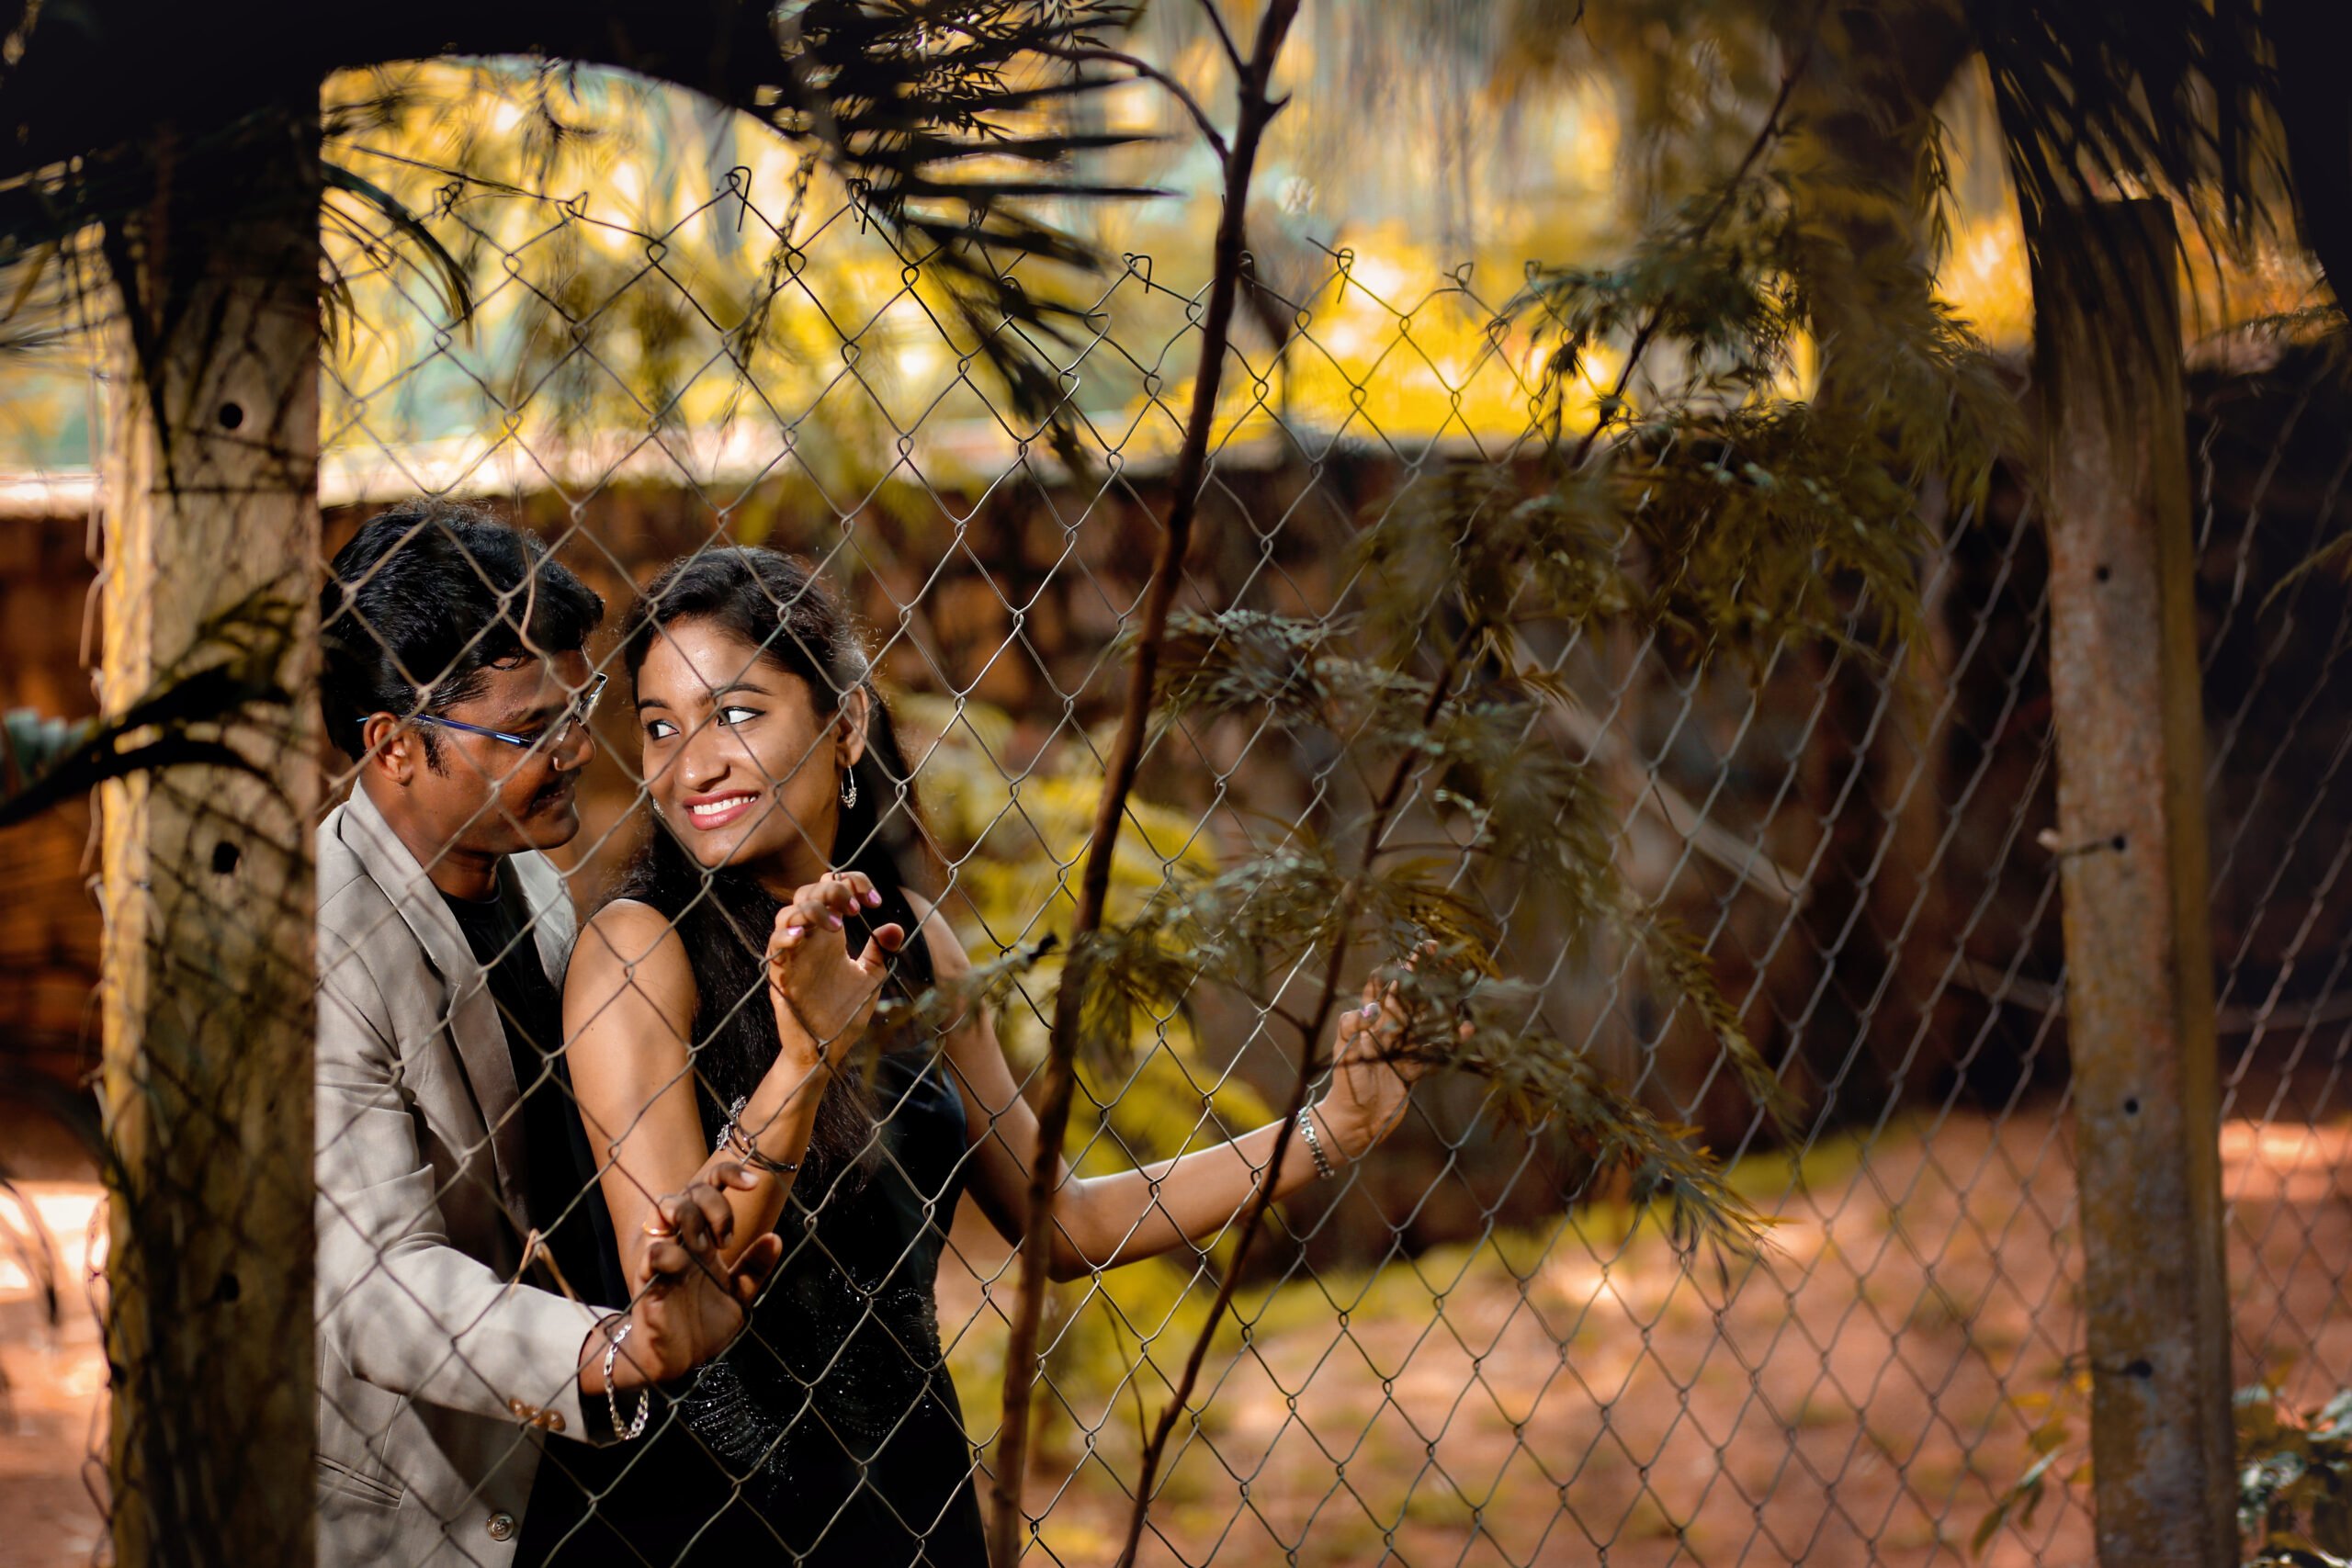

{"left": 313, "top": 784, "right": 611, "bottom": 1567}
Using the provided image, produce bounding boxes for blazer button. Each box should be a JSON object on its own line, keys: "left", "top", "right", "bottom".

{"left": 485, "top": 1512, "right": 517, "bottom": 1541}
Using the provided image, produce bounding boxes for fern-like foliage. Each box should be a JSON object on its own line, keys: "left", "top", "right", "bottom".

{"left": 1501, "top": 166, "right": 2016, "bottom": 664}
{"left": 1106, "top": 585, "right": 1796, "bottom": 1250}
{"left": 1040, "top": 118, "right": 2015, "bottom": 1258}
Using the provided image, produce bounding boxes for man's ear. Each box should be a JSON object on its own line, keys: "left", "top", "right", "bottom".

{"left": 835, "top": 685, "right": 871, "bottom": 772}
{"left": 360, "top": 712, "right": 419, "bottom": 786}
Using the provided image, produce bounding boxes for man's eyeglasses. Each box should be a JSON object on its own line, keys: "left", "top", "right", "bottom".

{"left": 410, "top": 673, "right": 607, "bottom": 755}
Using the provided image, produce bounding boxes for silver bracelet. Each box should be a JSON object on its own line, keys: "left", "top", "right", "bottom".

{"left": 718, "top": 1095, "right": 802, "bottom": 1175}
{"left": 1296, "top": 1107, "right": 1338, "bottom": 1181}
{"left": 603, "top": 1316, "right": 650, "bottom": 1440}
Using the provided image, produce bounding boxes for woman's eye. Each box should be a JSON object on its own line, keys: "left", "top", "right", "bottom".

{"left": 717, "top": 705, "right": 762, "bottom": 728}
{"left": 645, "top": 718, "right": 678, "bottom": 741}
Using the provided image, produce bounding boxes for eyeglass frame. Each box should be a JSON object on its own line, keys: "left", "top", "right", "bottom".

{"left": 407, "top": 672, "right": 607, "bottom": 755}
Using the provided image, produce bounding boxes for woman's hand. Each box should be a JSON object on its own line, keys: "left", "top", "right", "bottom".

{"left": 764, "top": 870, "right": 905, "bottom": 1072}
{"left": 1314, "top": 969, "right": 1433, "bottom": 1161}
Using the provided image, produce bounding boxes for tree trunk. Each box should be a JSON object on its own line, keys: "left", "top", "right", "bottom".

{"left": 96, "top": 96, "right": 322, "bottom": 1567}
{"left": 2035, "top": 197, "right": 2236, "bottom": 1568}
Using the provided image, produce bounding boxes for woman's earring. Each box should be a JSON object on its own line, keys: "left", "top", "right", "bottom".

{"left": 839, "top": 770, "right": 858, "bottom": 808}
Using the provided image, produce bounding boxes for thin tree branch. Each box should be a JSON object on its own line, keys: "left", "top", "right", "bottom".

{"left": 1193, "top": 0, "right": 1248, "bottom": 74}
{"left": 983, "top": 5, "right": 1298, "bottom": 1562}
{"left": 1104, "top": 34, "right": 1833, "bottom": 1558}
{"left": 1111, "top": 642, "right": 1467, "bottom": 1568}
{"left": 1031, "top": 44, "right": 1229, "bottom": 161}
{"left": 1502, "top": 629, "right": 1807, "bottom": 907}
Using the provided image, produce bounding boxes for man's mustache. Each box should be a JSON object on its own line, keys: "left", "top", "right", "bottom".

{"left": 526, "top": 774, "right": 578, "bottom": 815}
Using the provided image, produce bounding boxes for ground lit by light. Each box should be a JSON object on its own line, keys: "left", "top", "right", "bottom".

{"left": 0, "top": 1113, "right": 2346, "bottom": 1566}
{"left": 0, "top": 1181, "right": 108, "bottom": 1568}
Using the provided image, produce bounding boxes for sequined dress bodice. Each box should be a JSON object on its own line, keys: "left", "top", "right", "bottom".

{"left": 533, "top": 1046, "right": 982, "bottom": 1566}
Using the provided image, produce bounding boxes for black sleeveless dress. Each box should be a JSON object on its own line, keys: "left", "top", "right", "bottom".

{"left": 529, "top": 1044, "right": 987, "bottom": 1566}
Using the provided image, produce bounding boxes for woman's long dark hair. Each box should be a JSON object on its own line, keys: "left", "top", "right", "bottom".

{"left": 610, "top": 547, "right": 937, "bottom": 1180}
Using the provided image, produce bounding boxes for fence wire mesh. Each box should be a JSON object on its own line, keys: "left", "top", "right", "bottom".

{"left": 4, "top": 102, "right": 2350, "bottom": 1568}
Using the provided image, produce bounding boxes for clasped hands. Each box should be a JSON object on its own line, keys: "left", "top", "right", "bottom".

{"left": 585, "top": 1162, "right": 783, "bottom": 1395}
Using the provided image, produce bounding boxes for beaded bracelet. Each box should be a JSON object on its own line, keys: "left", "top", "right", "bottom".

{"left": 603, "top": 1317, "right": 651, "bottom": 1440}
{"left": 1296, "top": 1107, "right": 1338, "bottom": 1181}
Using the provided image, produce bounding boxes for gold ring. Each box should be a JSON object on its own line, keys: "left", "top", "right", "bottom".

{"left": 641, "top": 1220, "right": 678, "bottom": 1240}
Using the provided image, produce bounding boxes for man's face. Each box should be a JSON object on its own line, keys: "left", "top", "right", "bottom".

{"left": 401, "top": 650, "right": 598, "bottom": 864}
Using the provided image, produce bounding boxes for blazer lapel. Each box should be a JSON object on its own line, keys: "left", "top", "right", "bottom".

{"left": 334, "top": 786, "right": 535, "bottom": 1241}
{"left": 509, "top": 850, "right": 578, "bottom": 988}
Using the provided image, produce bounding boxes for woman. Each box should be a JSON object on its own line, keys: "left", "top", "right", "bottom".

{"left": 551, "top": 547, "right": 1419, "bottom": 1564}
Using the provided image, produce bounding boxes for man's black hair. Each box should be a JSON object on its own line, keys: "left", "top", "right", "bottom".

{"left": 320, "top": 501, "right": 605, "bottom": 763}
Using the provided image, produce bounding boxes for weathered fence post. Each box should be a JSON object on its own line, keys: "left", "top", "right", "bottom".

{"left": 96, "top": 97, "right": 321, "bottom": 1565}
{"left": 2034, "top": 197, "right": 2236, "bottom": 1566}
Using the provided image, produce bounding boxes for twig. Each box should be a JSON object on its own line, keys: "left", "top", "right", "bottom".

{"left": 1192, "top": 0, "right": 1247, "bottom": 73}
{"left": 1031, "top": 45, "right": 1229, "bottom": 162}
{"left": 983, "top": 5, "right": 1299, "bottom": 1562}
{"left": 1103, "top": 32, "right": 1831, "bottom": 1557}
{"left": 1113, "top": 646, "right": 1469, "bottom": 1567}
{"left": 1564, "top": 34, "right": 1815, "bottom": 471}
{"left": 1502, "top": 629, "right": 1807, "bottom": 907}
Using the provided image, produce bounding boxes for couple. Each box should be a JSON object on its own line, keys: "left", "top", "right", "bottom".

{"left": 311, "top": 502, "right": 1420, "bottom": 1566}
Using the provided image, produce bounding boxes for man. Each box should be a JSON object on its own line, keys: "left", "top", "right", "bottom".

{"left": 313, "top": 502, "right": 775, "bottom": 1564}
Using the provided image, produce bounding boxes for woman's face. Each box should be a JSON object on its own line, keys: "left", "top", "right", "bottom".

{"left": 634, "top": 617, "right": 865, "bottom": 885}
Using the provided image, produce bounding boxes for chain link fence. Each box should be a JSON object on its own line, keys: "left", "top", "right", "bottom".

{"left": 4, "top": 101, "right": 2350, "bottom": 1568}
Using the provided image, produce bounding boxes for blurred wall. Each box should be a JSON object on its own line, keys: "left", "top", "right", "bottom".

{"left": 6, "top": 353, "right": 2350, "bottom": 1253}
{"left": 0, "top": 514, "right": 97, "bottom": 1095}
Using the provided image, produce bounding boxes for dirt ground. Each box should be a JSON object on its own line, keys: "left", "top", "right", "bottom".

{"left": 4, "top": 1103, "right": 2346, "bottom": 1566}
{"left": 0, "top": 1183, "right": 107, "bottom": 1568}
{"left": 962, "top": 1107, "right": 2117, "bottom": 1568}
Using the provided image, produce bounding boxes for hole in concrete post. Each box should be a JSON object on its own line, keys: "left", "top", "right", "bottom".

{"left": 210, "top": 840, "right": 241, "bottom": 876}
{"left": 218, "top": 401, "right": 244, "bottom": 430}
{"left": 2094, "top": 563, "right": 2112, "bottom": 583}
{"left": 2123, "top": 1097, "right": 2140, "bottom": 1116}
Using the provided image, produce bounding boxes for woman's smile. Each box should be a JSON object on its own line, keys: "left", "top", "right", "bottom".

{"left": 681, "top": 789, "right": 763, "bottom": 829}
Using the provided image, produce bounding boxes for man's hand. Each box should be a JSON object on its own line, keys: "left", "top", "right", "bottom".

{"left": 582, "top": 1161, "right": 786, "bottom": 1394}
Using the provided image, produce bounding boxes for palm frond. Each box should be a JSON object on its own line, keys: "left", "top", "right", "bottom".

{"left": 0, "top": 588, "right": 300, "bottom": 828}
{"left": 1971, "top": 0, "right": 2288, "bottom": 280}
{"left": 320, "top": 160, "right": 473, "bottom": 328}
{"left": 0, "top": 1, "right": 1160, "bottom": 464}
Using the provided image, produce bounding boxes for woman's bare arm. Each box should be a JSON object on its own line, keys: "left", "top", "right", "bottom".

{"left": 913, "top": 894, "right": 1416, "bottom": 1282}
{"left": 562, "top": 900, "right": 813, "bottom": 1271}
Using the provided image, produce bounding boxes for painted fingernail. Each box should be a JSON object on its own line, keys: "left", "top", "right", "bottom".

{"left": 1361, "top": 1003, "right": 1381, "bottom": 1021}
{"left": 865, "top": 890, "right": 882, "bottom": 907}
{"left": 828, "top": 914, "right": 843, "bottom": 929}
{"left": 785, "top": 925, "right": 805, "bottom": 939}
